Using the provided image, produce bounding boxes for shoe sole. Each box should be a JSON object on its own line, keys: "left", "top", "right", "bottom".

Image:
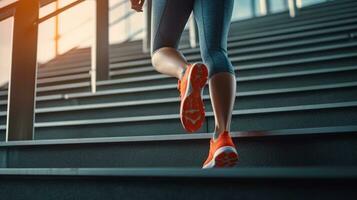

{"left": 202, "top": 146, "right": 239, "bottom": 169}
{"left": 180, "top": 63, "right": 208, "bottom": 133}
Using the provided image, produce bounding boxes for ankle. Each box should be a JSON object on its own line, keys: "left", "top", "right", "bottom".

{"left": 212, "top": 134, "right": 219, "bottom": 142}
{"left": 178, "top": 67, "right": 187, "bottom": 80}
{"left": 212, "top": 129, "right": 229, "bottom": 142}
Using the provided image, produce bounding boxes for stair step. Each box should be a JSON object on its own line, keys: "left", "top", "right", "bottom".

{"left": 0, "top": 126, "right": 356, "bottom": 167}
{"left": 37, "top": 73, "right": 90, "bottom": 87}
{"left": 0, "top": 167, "right": 356, "bottom": 200}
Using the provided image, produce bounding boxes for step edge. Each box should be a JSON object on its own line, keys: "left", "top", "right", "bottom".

{"left": 0, "top": 167, "right": 356, "bottom": 179}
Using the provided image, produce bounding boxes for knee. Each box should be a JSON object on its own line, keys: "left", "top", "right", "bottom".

{"left": 151, "top": 46, "right": 181, "bottom": 69}
{"left": 151, "top": 47, "right": 169, "bottom": 71}
{"left": 201, "top": 48, "right": 235, "bottom": 78}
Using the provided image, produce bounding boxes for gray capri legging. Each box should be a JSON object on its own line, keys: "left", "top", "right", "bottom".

{"left": 150, "top": 0, "right": 235, "bottom": 78}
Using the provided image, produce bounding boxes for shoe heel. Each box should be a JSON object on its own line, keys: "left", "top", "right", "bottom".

{"left": 214, "top": 147, "right": 239, "bottom": 168}
{"left": 190, "top": 63, "right": 208, "bottom": 90}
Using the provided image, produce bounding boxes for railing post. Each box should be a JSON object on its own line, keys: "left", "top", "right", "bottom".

{"left": 296, "top": 0, "right": 303, "bottom": 9}
{"left": 259, "top": 0, "right": 268, "bottom": 16}
{"left": 266, "top": 0, "right": 271, "bottom": 14}
{"left": 188, "top": 14, "right": 198, "bottom": 48}
{"left": 251, "top": 0, "right": 257, "bottom": 17}
{"left": 288, "top": 0, "right": 298, "bottom": 18}
{"left": 143, "top": 0, "right": 152, "bottom": 53}
{"left": 283, "top": 0, "right": 289, "bottom": 10}
{"left": 6, "top": 0, "right": 39, "bottom": 141}
{"left": 95, "top": 0, "right": 109, "bottom": 81}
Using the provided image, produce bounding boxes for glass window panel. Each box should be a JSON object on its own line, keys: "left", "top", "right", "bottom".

{"left": 256, "top": 0, "right": 266, "bottom": 17}
{"left": 59, "top": 0, "right": 78, "bottom": 8}
{"left": 0, "top": 0, "right": 16, "bottom": 8}
{"left": 37, "top": 3, "right": 56, "bottom": 63}
{"left": 110, "top": 0, "right": 131, "bottom": 43}
{"left": 300, "top": 0, "right": 328, "bottom": 7}
{"left": 128, "top": 10, "right": 144, "bottom": 41}
{"left": 0, "top": 17, "right": 13, "bottom": 88}
{"left": 109, "top": 0, "right": 145, "bottom": 43}
{"left": 37, "top": 17, "right": 56, "bottom": 63}
{"left": 270, "top": 0, "right": 287, "bottom": 13}
{"left": 232, "top": 0, "right": 253, "bottom": 21}
{"left": 57, "top": 0, "right": 94, "bottom": 53}
{"left": 39, "top": 1, "right": 55, "bottom": 18}
{"left": 37, "top": 0, "right": 94, "bottom": 62}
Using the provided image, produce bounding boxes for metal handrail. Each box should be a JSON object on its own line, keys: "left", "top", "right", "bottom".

{"left": 0, "top": 0, "right": 60, "bottom": 21}
{"left": 0, "top": 2, "right": 16, "bottom": 20}
{"left": 38, "top": 0, "right": 129, "bottom": 24}
{"left": 38, "top": 0, "right": 86, "bottom": 24}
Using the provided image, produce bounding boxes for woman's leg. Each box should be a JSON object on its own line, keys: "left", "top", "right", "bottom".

{"left": 150, "top": 0, "right": 194, "bottom": 80}
{"left": 208, "top": 72, "right": 236, "bottom": 140}
{"left": 193, "top": 0, "right": 235, "bottom": 140}
{"left": 151, "top": 0, "right": 208, "bottom": 133}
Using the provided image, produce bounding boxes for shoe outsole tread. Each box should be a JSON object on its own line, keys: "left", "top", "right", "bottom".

{"left": 180, "top": 63, "right": 208, "bottom": 133}
{"left": 202, "top": 146, "right": 239, "bottom": 169}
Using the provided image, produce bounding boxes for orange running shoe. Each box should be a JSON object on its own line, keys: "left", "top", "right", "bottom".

{"left": 177, "top": 63, "right": 208, "bottom": 133}
{"left": 202, "top": 131, "right": 239, "bottom": 169}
